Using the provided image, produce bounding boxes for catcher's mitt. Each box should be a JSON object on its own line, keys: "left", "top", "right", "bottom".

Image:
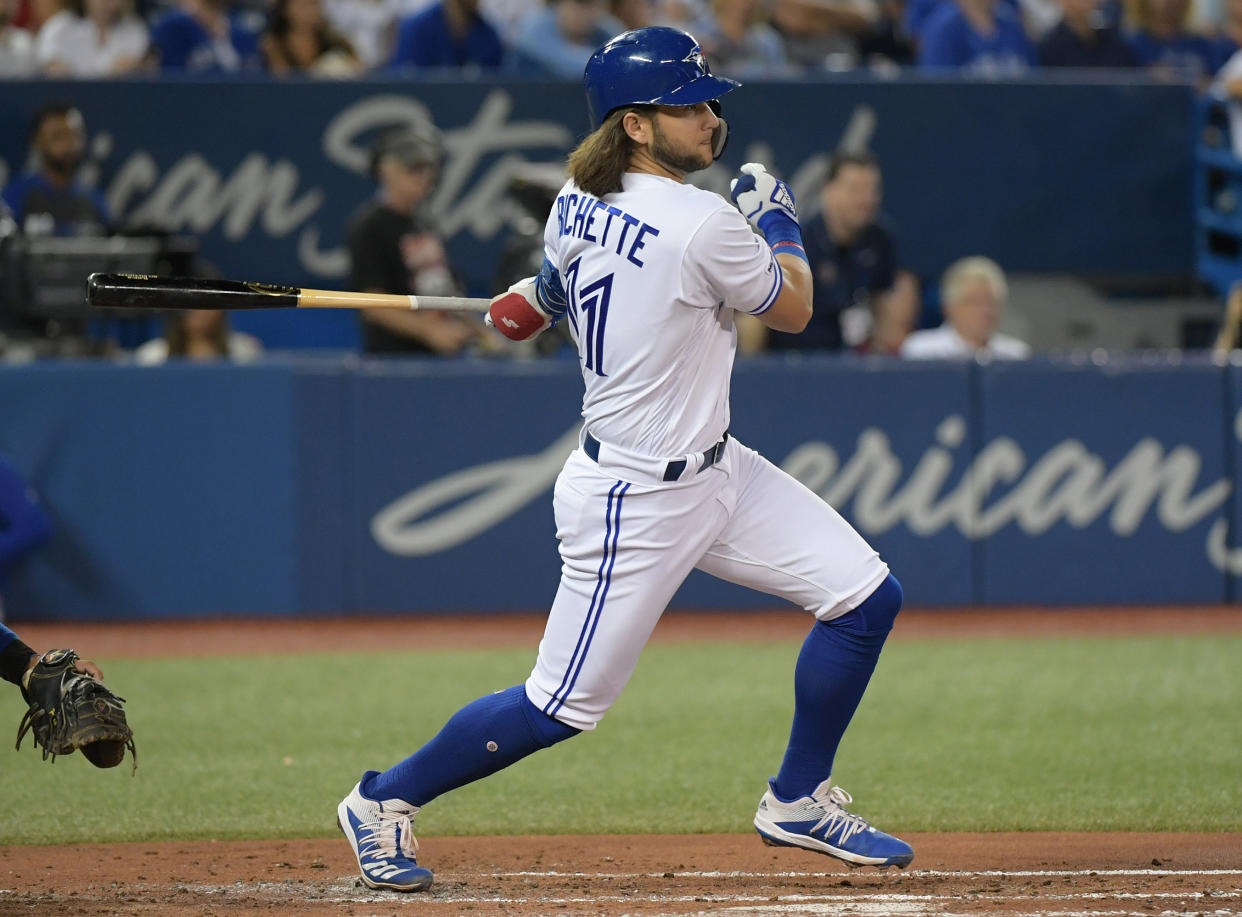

{"left": 15, "top": 649, "right": 136, "bottom": 773}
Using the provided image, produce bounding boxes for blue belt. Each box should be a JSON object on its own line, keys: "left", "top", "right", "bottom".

{"left": 583, "top": 431, "right": 729, "bottom": 482}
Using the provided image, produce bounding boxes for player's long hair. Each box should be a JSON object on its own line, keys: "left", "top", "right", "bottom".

{"left": 568, "top": 107, "right": 646, "bottom": 198}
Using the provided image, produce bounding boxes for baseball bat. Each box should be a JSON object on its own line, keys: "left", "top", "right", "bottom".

{"left": 85, "top": 273, "right": 492, "bottom": 313}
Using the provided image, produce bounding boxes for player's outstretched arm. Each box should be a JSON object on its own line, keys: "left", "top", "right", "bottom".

{"left": 486, "top": 258, "right": 568, "bottom": 342}
{"left": 730, "top": 162, "right": 813, "bottom": 333}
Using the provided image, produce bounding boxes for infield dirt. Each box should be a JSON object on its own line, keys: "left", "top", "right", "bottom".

{"left": 5, "top": 606, "right": 1240, "bottom": 916}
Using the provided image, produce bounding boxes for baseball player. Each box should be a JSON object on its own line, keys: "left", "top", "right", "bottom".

{"left": 337, "top": 26, "right": 913, "bottom": 893}
{"left": 0, "top": 624, "right": 102, "bottom": 689}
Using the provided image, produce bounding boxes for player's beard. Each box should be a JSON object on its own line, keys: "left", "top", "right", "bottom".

{"left": 649, "top": 120, "right": 711, "bottom": 176}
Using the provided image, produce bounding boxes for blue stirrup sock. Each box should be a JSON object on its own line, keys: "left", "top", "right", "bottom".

{"left": 363, "top": 685, "right": 580, "bottom": 806}
{"left": 773, "top": 573, "right": 903, "bottom": 802}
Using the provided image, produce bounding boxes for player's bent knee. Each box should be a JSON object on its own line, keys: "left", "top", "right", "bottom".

{"left": 520, "top": 694, "right": 581, "bottom": 747}
{"left": 831, "top": 573, "right": 903, "bottom": 636}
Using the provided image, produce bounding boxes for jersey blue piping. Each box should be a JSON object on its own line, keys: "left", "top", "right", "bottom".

{"left": 544, "top": 480, "right": 629, "bottom": 716}
{"left": 750, "top": 254, "right": 784, "bottom": 316}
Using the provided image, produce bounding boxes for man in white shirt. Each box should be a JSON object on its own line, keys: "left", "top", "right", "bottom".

{"left": 900, "top": 255, "right": 1031, "bottom": 360}
{"left": 34, "top": 0, "right": 149, "bottom": 76}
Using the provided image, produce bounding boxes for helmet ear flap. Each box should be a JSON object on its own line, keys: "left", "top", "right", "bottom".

{"left": 708, "top": 99, "right": 729, "bottom": 160}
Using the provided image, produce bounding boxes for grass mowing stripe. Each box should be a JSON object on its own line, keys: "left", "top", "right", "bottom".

{"left": 0, "top": 633, "right": 1237, "bottom": 844}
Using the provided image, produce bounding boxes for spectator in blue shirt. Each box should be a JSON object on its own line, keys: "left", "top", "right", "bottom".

{"left": 1127, "top": 0, "right": 1220, "bottom": 82}
{"left": 509, "top": 0, "right": 621, "bottom": 77}
{"left": 149, "top": 0, "right": 262, "bottom": 71}
{"left": 1, "top": 102, "right": 110, "bottom": 238}
{"left": 1038, "top": 0, "right": 1137, "bottom": 64}
{"left": 905, "top": 0, "right": 947, "bottom": 40}
{"left": 390, "top": 0, "right": 504, "bottom": 69}
{"left": 918, "top": 0, "right": 1036, "bottom": 72}
{"left": 765, "top": 150, "right": 919, "bottom": 353}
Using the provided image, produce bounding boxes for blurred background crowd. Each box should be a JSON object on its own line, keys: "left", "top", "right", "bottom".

{"left": 3, "top": 0, "right": 1242, "bottom": 365}
{"left": 2, "top": 0, "right": 1242, "bottom": 85}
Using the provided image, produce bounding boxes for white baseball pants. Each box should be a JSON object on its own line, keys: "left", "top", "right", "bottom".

{"left": 525, "top": 436, "right": 890, "bottom": 730}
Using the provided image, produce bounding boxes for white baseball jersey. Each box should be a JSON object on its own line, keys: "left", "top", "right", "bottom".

{"left": 545, "top": 173, "right": 782, "bottom": 456}
{"left": 525, "top": 170, "right": 889, "bottom": 731}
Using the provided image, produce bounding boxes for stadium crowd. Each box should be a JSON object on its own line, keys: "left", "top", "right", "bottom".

{"left": 1, "top": 0, "right": 1241, "bottom": 80}
{"left": 3, "top": 0, "right": 1237, "bottom": 361}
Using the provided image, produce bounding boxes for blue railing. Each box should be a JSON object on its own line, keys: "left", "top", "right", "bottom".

{"left": 1195, "top": 95, "right": 1242, "bottom": 298}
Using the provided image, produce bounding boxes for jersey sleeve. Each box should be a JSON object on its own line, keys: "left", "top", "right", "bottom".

{"left": 683, "top": 205, "right": 783, "bottom": 315}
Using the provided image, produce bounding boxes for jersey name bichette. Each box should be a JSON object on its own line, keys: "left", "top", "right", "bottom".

{"left": 545, "top": 173, "right": 784, "bottom": 458}
{"left": 554, "top": 192, "right": 661, "bottom": 268}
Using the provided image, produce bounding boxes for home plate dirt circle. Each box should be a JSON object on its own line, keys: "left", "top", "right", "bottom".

{"left": 1, "top": 832, "right": 1239, "bottom": 916}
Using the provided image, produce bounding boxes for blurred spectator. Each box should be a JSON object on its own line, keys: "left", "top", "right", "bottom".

{"left": 481, "top": 0, "right": 544, "bottom": 40}
{"left": 769, "top": 0, "right": 879, "bottom": 70}
{"left": 0, "top": 453, "right": 52, "bottom": 623}
{"left": 323, "top": 0, "right": 410, "bottom": 69}
{"left": 389, "top": 0, "right": 504, "bottom": 69}
{"left": 12, "top": 0, "right": 64, "bottom": 33}
{"left": 1126, "top": 0, "right": 1220, "bottom": 83}
{"left": 0, "top": 0, "right": 37, "bottom": 74}
{"left": 917, "top": 0, "right": 1035, "bottom": 72}
{"left": 609, "top": 0, "right": 652, "bottom": 28}
{"left": 900, "top": 256, "right": 1030, "bottom": 359}
{"left": 133, "top": 308, "right": 262, "bottom": 363}
{"left": 1017, "top": 0, "right": 1062, "bottom": 38}
{"left": 347, "top": 122, "right": 479, "bottom": 356}
{"left": 1212, "top": 40, "right": 1242, "bottom": 151}
{"left": 691, "top": 0, "right": 795, "bottom": 77}
{"left": 1210, "top": 0, "right": 1242, "bottom": 61}
{"left": 34, "top": 0, "right": 150, "bottom": 76}
{"left": 2, "top": 102, "right": 110, "bottom": 237}
{"left": 509, "top": 0, "right": 620, "bottom": 77}
{"left": 766, "top": 151, "right": 919, "bottom": 354}
{"left": 857, "top": 0, "right": 916, "bottom": 64}
{"left": 1038, "top": 0, "right": 1138, "bottom": 64}
{"left": 652, "top": 0, "right": 707, "bottom": 26}
{"left": 907, "top": 0, "right": 1054, "bottom": 47}
{"left": 261, "top": 0, "right": 361, "bottom": 74}
{"left": 148, "top": 0, "right": 262, "bottom": 71}
{"left": 904, "top": 0, "right": 945, "bottom": 42}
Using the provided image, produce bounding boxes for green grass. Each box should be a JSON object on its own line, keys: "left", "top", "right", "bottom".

{"left": 0, "top": 633, "right": 1238, "bottom": 845}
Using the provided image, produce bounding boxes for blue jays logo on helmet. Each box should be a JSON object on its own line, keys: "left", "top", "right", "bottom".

{"left": 583, "top": 27, "right": 741, "bottom": 130}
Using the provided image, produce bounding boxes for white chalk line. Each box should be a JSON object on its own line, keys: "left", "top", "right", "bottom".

{"left": 12, "top": 877, "right": 1240, "bottom": 917}
{"left": 418, "top": 891, "right": 1239, "bottom": 905}
{"left": 506, "top": 868, "right": 1242, "bottom": 879}
{"left": 685, "top": 910, "right": 1240, "bottom": 917}
{"left": 148, "top": 880, "right": 1242, "bottom": 908}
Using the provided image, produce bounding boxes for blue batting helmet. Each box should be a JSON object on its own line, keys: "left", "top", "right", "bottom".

{"left": 583, "top": 27, "right": 741, "bottom": 130}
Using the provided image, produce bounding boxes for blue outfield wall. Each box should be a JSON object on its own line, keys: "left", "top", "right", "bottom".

{"left": 1, "top": 355, "right": 1239, "bottom": 620}
{"left": 0, "top": 75, "right": 1194, "bottom": 349}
